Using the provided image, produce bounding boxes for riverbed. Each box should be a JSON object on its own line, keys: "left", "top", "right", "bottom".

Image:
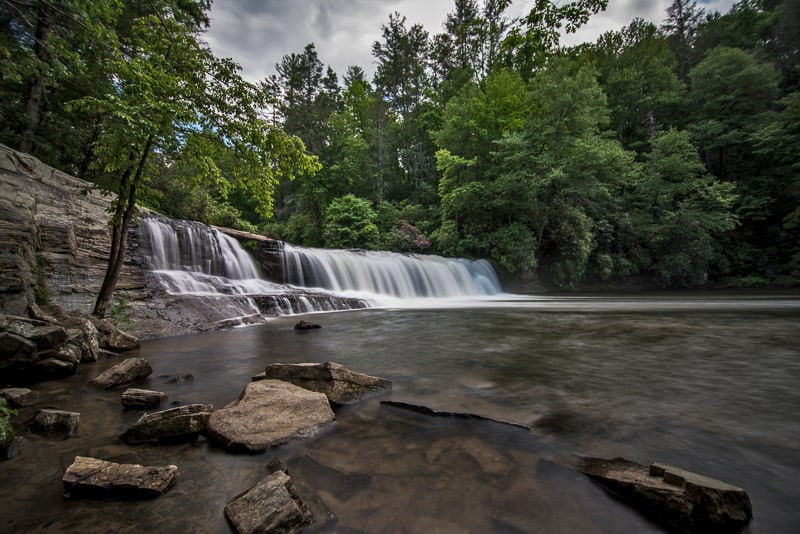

{"left": 2, "top": 294, "right": 799, "bottom": 532}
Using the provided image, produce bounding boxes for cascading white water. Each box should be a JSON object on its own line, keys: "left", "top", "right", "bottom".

{"left": 139, "top": 217, "right": 278, "bottom": 296}
{"left": 281, "top": 244, "right": 502, "bottom": 300}
{"left": 137, "top": 217, "right": 369, "bottom": 320}
{"left": 138, "top": 216, "right": 504, "bottom": 322}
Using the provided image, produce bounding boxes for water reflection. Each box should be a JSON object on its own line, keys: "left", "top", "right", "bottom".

{"left": 2, "top": 294, "right": 799, "bottom": 532}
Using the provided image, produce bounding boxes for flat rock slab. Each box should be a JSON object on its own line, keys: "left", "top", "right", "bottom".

{"left": 575, "top": 457, "right": 752, "bottom": 533}
{"left": 208, "top": 380, "right": 335, "bottom": 452}
{"left": 90, "top": 357, "right": 152, "bottom": 389}
{"left": 121, "top": 388, "right": 167, "bottom": 409}
{"left": 258, "top": 361, "right": 391, "bottom": 405}
{"left": 224, "top": 469, "right": 314, "bottom": 534}
{"left": 121, "top": 403, "right": 212, "bottom": 444}
{"left": 62, "top": 456, "right": 179, "bottom": 499}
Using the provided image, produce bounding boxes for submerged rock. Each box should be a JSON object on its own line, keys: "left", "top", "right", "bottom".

{"left": 224, "top": 467, "right": 314, "bottom": 534}
{"left": 62, "top": 456, "right": 179, "bottom": 499}
{"left": 381, "top": 400, "right": 531, "bottom": 430}
{"left": 208, "top": 380, "right": 335, "bottom": 452}
{"left": 89, "top": 357, "right": 152, "bottom": 389}
{"left": 294, "top": 320, "right": 321, "bottom": 330}
{"left": 258, "top": 361, "right": 391, "bottom": 405}
{"left": 575, "top": 457, "right": 752, "bottom": 533}
{"left": 29, "top": 409, "right": 79, "bottom": 438}
{"left": 121, "top": 403, "right": 212, "bottom": 444}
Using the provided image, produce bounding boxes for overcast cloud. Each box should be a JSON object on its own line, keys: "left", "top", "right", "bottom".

{"left": 204, "top": 0, "right": 736, "bottom": 84}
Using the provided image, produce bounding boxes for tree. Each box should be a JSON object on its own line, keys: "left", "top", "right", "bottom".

{"left": 372, "top": 12, "right": 429, "bottom": 115}
{"left": 73, "top": 1, "right": 318, "bottom": 316}
{"left": 635, "top": 129, "right": 737, "bottom": 286}
{"left": 500, "top": 0, "right": 608, "bottom": 78}
{"left": 591, "top": 19, "right": 685, "bottom": 151}
{"left": 660, "top": 0, "right": 705, "bottom": 79}
{"left": 0, "top": 0, "right": 121, "bottom": 157}
{"left": 322, "top": 194, "right": 380, "bottom": 249}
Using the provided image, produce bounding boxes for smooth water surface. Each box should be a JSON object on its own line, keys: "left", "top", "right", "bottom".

{"left": 2, "top": 294, "right": 799, "bottom": 532}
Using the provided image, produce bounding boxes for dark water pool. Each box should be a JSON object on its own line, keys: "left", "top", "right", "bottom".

{"left": 2, "top": 294, "right": 799, "bottom": 532}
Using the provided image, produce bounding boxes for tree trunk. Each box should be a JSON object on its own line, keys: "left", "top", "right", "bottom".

{"left": 18, "top": 2, "right": 54, "bottom": 154}
{"left": 93, "top": 136, "right": 154, "bottom": 317}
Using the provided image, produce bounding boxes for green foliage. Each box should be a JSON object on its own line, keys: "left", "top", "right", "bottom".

{"left": 2, "top": 0, "right": 797, "bottom": 290}
{"left": 0, "top": 397, "right": 17, "bottom": 445}
{"left": 636, "top": 129, "right": 738, "bottom": 287}
{"left": 322, "top": 195, "right": 381, "bottom": 249}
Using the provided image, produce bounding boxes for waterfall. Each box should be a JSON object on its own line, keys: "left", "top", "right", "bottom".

{"left": 137, "top": 217, "right": 368, "bottom": 322}
{"left": 280, "top": 244, "right": 502, "bottom": 300}
{"left": 137, "top": 216, "right": 504, "bottom": 327}
{"left": 139, "top": 217, "right": 273, "bottom": 295}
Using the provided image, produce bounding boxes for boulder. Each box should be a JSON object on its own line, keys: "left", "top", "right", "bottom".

{"left": 29, "top": 408, "right": 79, "bottom": 438}
{"left": 224, "top": 469, "right": 314, "bottom": 534}
{"left": 575, "top": 457, "right": 753, "bottom": 533}
{"left": 121, "top": 403, "right": 212, "bottom": 444}
{"left": 62, "top": 456, "right": 179, "bottom": 499}
{"left": 89, "top": 357, "right": 152, "bottom": 389}
{"left": 121, "top": 388, "right": 167, "bottom": 410}
{"left": 27, "top": 325, "right": 69, "bottom": 350}
{"left": 0, "top": 331, "right": 36, "bottom": 370}
{"left": 33, "top": 357, "right": 76, "bottom": 378}
{"left": 258, "top": 361, "right": 391, "bottom": 405}
{"left": 208, "top": 380, "right": 335, "bottom": 452}
{"left": 92, "top": 318, "right": 140, "bottom": 352}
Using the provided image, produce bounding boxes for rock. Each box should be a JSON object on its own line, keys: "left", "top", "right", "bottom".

{"left": 207, "top": 380, "right": 335, "bottom": 452}
{"left": 224, "top": 469, "right": 314, "bottom": 534}
{"left": 121, "top": 403, "right": 212, "bottom": 444}
{"left": 258, "top": 361, "right": 392, "bottom": 405}
{"left": 121, "top": 388, "right": 167, "bottom": 409}
{"left": 92, "top": 318, "right": 141, "bottom": 352}
{"left": 27, "top": 325, "right": 69, "bottom": 350}
{"left": 33, "top": 357, "right": 76, "bottom": 378}
{"left": 29, "top": 408, "right": 79, "bottom": 438}
{"left": 381, "top": 400, "right": 532, "bottom": 430}
{"left": 28, "top": 304, "right": 100, "bottom": 362}
{"left": 62, "top": 456, "right": 179, "bottom": 499}
{"left": 0, "top": 387, "right": 38, "bottom": 407}
{"left": 89, "top": 357, "right": 152, "bottom": 389}
{"left": 0, "top": 331, "right": 36, "bottom": 371}
{"left": 575, "top": 457, "right": 753, "bottom": 533}
{"left": 294, "top": 320, "right": 321, "bottom": 330}
{"left": 1, "top": 436, "right": 22, "bottom": 460}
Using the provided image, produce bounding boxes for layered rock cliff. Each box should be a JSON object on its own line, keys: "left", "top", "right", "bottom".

{"left": 0, "top": 144, "right": 145, "bottom": 317}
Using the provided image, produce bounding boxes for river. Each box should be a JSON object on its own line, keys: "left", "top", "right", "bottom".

{"left": 2, "top": 293, "right": 799, "bottom": 533}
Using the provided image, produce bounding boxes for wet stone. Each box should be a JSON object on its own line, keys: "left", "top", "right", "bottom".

{"left": 224, "top": 469, "right": 314, "bottom": 534}
{"left": 62, "top": 456, "right": 179, "bottom": 499}
{"left": 29, "top": 409, "right": 79, "bottom": 438}
{"left": 89, "top": 357, "right": 152, "bottom": 389}
{"left": 208, "top": 380, "right": 335, "bottom": 452}
{"left": 575, "top": 457, "right": 753, "bottom": 533}
{"left": 121, "top": 388, "right": 167, "bottom": 409}
{"left": 121, "top": 403, "right": 212, "bottom": 444}
{"left": 259, "top": 361, "right": 392, "bottom": 405}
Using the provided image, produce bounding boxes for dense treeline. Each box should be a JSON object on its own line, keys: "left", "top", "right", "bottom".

{"left": 2, "top": 1, "right": 798, "bottom": 290}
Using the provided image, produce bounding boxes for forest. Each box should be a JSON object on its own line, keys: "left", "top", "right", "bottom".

{"left": 1, "top": 0, "right": 798, "bottom": 291}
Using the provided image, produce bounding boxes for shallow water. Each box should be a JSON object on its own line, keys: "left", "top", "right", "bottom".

{"left": 2, "top": 294, "right": 799, "bottom": 533}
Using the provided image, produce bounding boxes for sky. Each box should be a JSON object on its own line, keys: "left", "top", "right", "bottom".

{"left": 204, "top": 0, "right": 737, "bottom": 84}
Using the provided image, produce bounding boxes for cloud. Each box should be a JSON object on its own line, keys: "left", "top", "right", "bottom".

{"left": 205, "top": 0, "right": 738, "bottom": 84}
